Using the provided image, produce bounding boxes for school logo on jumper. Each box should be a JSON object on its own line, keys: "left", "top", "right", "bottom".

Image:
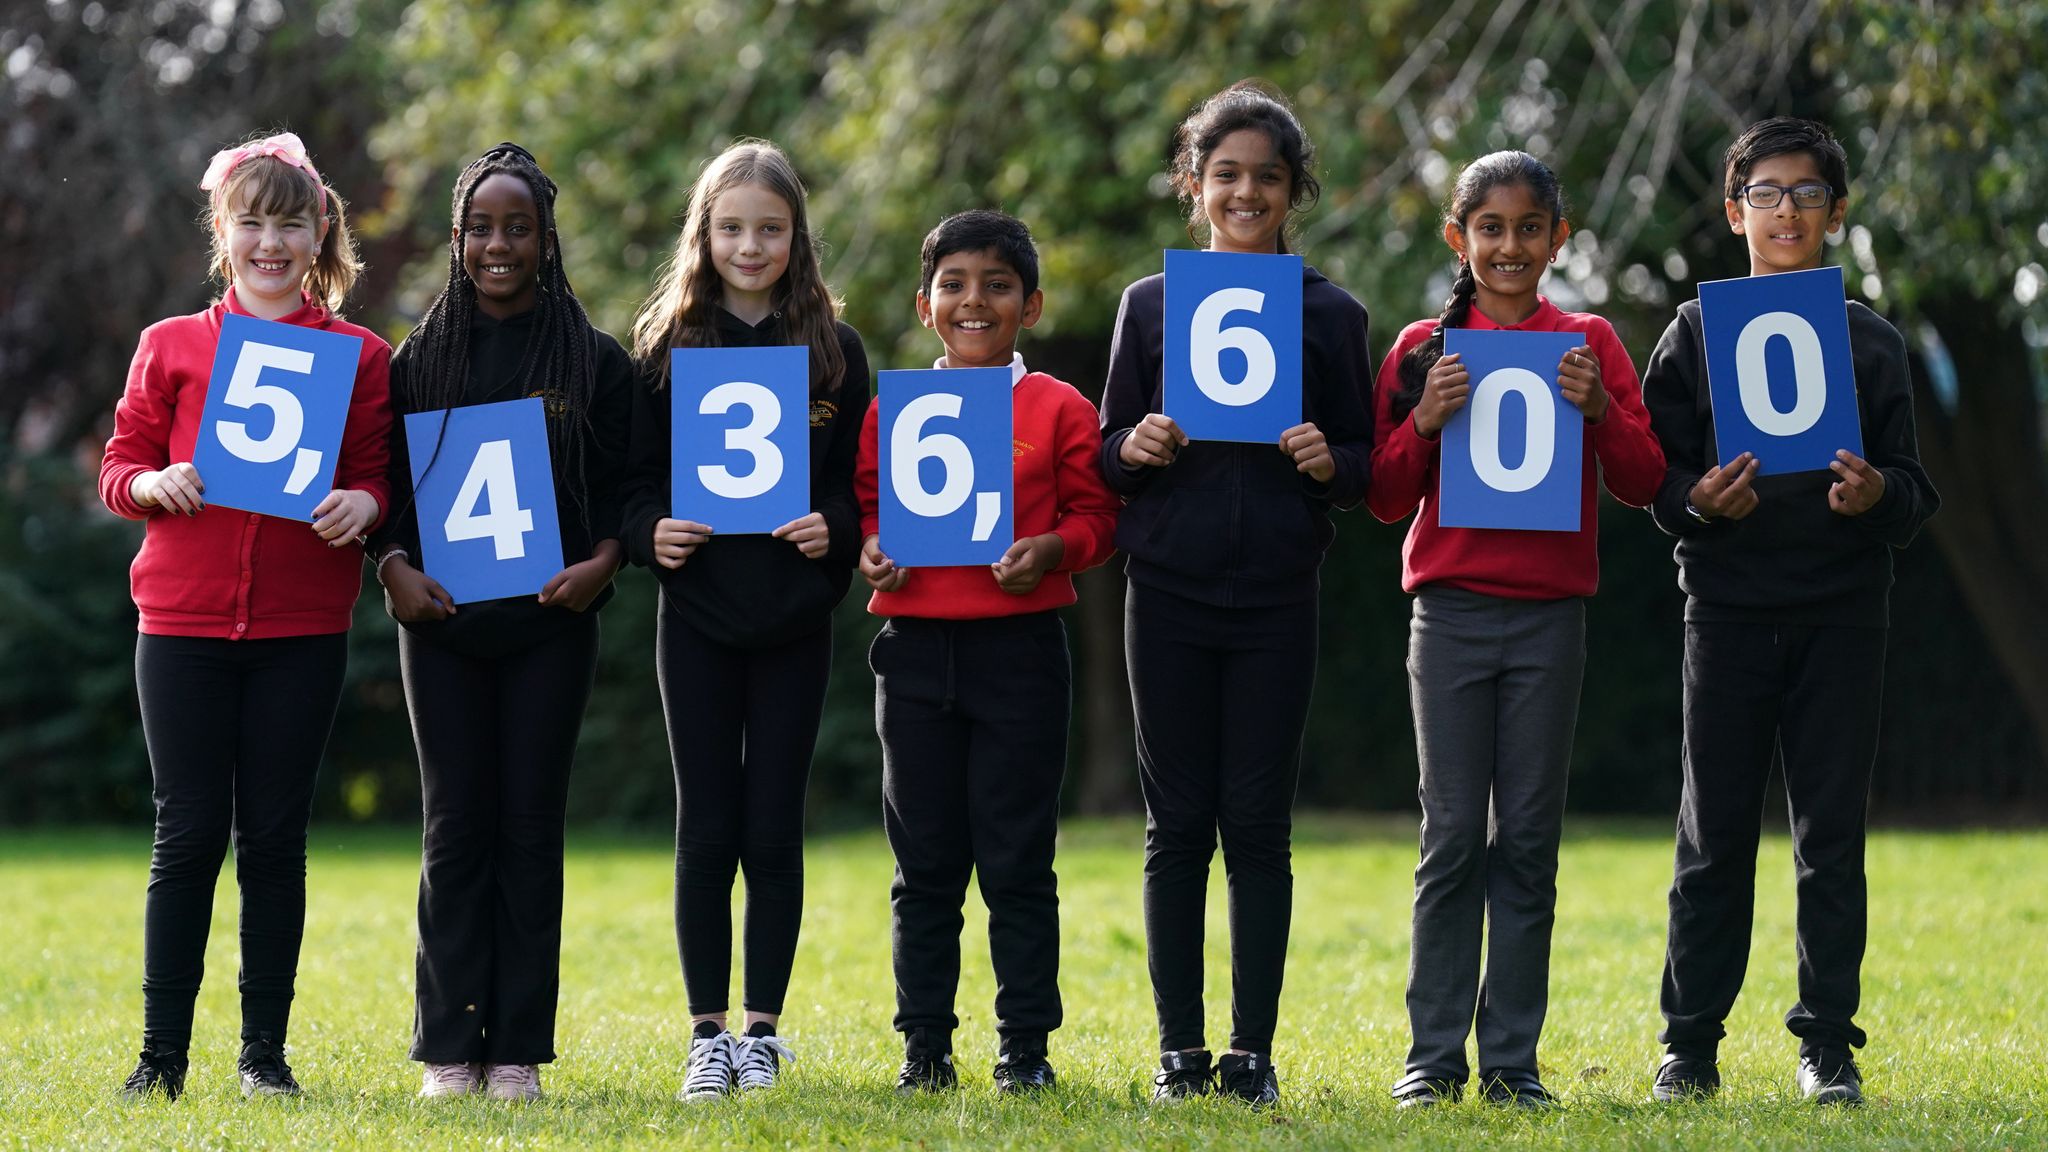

{"left": 527, "top": 387, "right": 570, "bottom": 419}
{"left": 809, "top": 398, "right": 837, "bottom": 428}
{"left": 1012, "top": 438, "right": 1035, "bottom": 458}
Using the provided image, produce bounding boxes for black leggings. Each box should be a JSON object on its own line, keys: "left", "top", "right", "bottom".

{"left": 135, "top": 631, "right": 349, "bottom": 1050}
{"left": 657, "top": 601, "right": 829, "bottom": 1017}
{"left": 1126, "top": 581, "right": 1317, "bottom": 1056}
{"left": 402, "top": 617, "right": 599, "bottom": 1065}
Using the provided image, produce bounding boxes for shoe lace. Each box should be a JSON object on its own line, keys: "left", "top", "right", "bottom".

{"left": 735, "top": 1035, "right": 795, "bottom": 1089}
{"left": 424, "top": 1063, "right": 476, "bottom": 1091}
{"left": 685, "top": 1032, "right": 737, "bottom": 1094}
{"left": 241, "top": 1041, "right": 292, "bottom": 1083}
{"left": 486, "top": 1064, "right": 539, "bottom": 1093}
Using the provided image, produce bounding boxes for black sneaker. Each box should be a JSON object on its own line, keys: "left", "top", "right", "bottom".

{"left": 1650, "top": 1052, "right": 1719, "bottom": 1102}
{"left": 896, "top": 1029, "right": 956, "bottom": 1095}
{"left": 1391, "top": 1068, "right": 1462, "bottom": 1109}
{"left": 237, "top": 1036, "right": 301, "bottom": 1098}
{"left": 1797, "top": 1050, "right": 1863, "bottom": 1106}
{"left": 120, "top": 1046, "right": 188, "bottom": 1101}
{"left": 1480, "top": 1069, "right": 1559, "bottom": 1109}
{"left": 1152, "top": 1050, "right": 1213, "bottom": 1102}
{"left": 992, "top": 1051, "right": 1055, "bottom": 1095}
{"left": 1215, "top": 1051, "right": 1280, "bottom": 1107}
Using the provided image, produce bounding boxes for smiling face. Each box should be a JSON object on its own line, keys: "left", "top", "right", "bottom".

{"left": 219, "top": 189, "right": 325, "bottom": 319}
{"left": 708, "top": 182, "right": 794, "bottom": 316}
{"left": 1726, "top": 151, "right": 1846, "bottom": 276}
{"left": 459, "top": 172, "right": 545, "bottom": 320}
{"left": 1195, "top": 128, "right": 1292, "bottom": 255}
{"left": 917, "top": 246, "right": 1042, "bottom": 369}
{"left": 1447, "top": 181, "right": 1569, "bottom": 323}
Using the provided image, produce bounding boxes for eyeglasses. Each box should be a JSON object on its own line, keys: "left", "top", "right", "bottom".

{"left": 1736, "top": 183, "right": 1833, "bottom": 210}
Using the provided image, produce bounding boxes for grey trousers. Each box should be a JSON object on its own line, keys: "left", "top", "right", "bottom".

{"left": 1401, "top": 587, "right": 1586, "bottom": 1083}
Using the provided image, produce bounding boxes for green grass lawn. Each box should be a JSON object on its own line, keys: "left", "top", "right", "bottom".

{"left": 3, "top": 817, "right": 2044, "bottom": 1149}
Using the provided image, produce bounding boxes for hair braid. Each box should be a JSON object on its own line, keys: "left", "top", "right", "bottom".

{"left": 1391, "top": 260, "right": 1478, "bottom": 425}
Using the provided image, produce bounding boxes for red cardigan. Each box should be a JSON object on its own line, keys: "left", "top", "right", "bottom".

{"left": 855, "top": 368, "right": 1119, "bottom": 619}
{"left": 98, "top": 291, "right": 393, "bottom": 639}
{"left": 1368, "top": 298, "right": 1664, "bottom": 599}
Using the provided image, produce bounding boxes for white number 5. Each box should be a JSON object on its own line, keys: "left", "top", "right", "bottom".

{"left": 445, "top": 439, "right": 534, "bottom": 560}
{"left": 1190, "top": 287, "right": 1276, "bottom": 407}
{"left": 216, "top": 341, "right": 324, "bottom": 494}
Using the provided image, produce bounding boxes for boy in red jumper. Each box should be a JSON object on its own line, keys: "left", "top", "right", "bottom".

{"left": 855, "top": 210, "right": 1118, "bottom": 1095}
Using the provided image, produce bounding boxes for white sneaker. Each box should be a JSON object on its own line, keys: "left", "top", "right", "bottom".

{"left": 483, "top": 1063, "right": 542, "bottom": 1101}
{"left": 734, "top": 1032, "right": 796, "bottom": 1092}
{"left": 419, "top": 1062, "right": 481, "bottom": 1098}
{"left": 680, "top": 1029, "right": 738, "bottom": 1101}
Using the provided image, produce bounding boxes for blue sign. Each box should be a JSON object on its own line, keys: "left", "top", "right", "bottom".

{"left": 876, "top": 366, "right": 1012, "bottom": 566}
{"left": 404, "top": 397, "right": 564, "bottom": 605}
{"left": 1439, "top": 329, "right": 1585, "bottom": 532}
{"left": 1163, "top": 249, "right": 1303, "bottom": 443}
{"left": 190, "top": 313, "right": 363, "bottom": 521}
{"left": 671, "top": 346, "right": 811, "bottom": 534}
{"left": 1698, "top": 265, "right": 1862, "bottom": 476}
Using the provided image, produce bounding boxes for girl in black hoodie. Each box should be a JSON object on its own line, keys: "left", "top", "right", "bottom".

{"left": 621, "top": 139, "right": 870, "bottom": 1100}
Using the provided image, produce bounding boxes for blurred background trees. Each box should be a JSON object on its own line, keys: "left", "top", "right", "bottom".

{"left": 4, "top": 0, "right": 2042, "bottom": 826}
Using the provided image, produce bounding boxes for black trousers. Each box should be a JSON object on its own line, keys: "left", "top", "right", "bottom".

{"left": 657, "top": 602, "right": 829, "bottom": 1017}
{"left": 1126, "top": 581, "right": 1317, "bottom": 1056}
{"left": 872, "top": 612, "right": 1069, "bottom": 1052}
{"left": 1660, "top": 620, "right": 1886, "bottom": 1060}
{"left": 403, "top": 616, "right": 598, "bottom": 1065}
{"left": 135, "top": 631, "right": 349, "bottom": 1049}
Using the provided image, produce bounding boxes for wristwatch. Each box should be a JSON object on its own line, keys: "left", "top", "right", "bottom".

{"left": 1684, "top": 499, "right": 1711, "bottom": 525}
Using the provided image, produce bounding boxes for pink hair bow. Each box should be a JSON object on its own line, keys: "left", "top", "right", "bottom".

{"left": 200, "top": 132, "right": 328, "bottom": 216}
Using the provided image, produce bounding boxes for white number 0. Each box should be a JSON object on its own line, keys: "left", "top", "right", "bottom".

{"left": 444, "top": 439, "right": 534, "bottom": 560}
{"left": 1735, "top": 311, "right": 1827, "bottom": 437}
{"left": 1190, "top": 287, "right": 1276, "bottom": 407}
{"left": 1469, "top": 368, "right": 1556, "bottom": 493}
{"left": 891, "top": 393, "right": 1000, "bottom": 542}
{"left": 697, "top": 381, "right": 784, "bottom": 499}
{"left": 216, "top": 341, "right": 325, "bottom": 495}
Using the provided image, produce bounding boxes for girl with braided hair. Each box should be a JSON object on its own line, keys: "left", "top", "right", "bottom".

{"left": 369, "top": 142, "right": 634, "bottom": 1102}
{"left": 1367, "top": 151, "right": 1663, "bottom": 1109}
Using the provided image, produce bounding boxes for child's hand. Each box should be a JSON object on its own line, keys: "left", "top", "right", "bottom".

{"left": 653, "top": 518, "right": 713, "bottom": 569}
{"left": 380, "top": 554, "right": 456, "bottom": 622}
{"left": 1412, "top": 352, "right": 1470, "bottom": 439}
{"left": 1827, "top": 450, "right": 1887, "bottom": 516}
{"left": 1280, "top": 423, "right": 1335, "bottom": 484}
{"left": 1121, "top": 413, "right": 1188, "bottom": 468}
{"left": 312, "top": 489, "right": 378, "bottom": 545}
{"left": 993, "top": 532, "right": 1065, "bottom": 595}
{"left": 772, "top": 512, "right": 831, "bottom": 559}
{"left": 861, "top": 534, "right": 909, "bottom": 592}
{"left": 1689, "top": 453, "right": 1761, "bottom": 520}
{"left": 133, "top": 462, "right": 206, "bottom": 516}
{"left": 1557, "top": 345, "right": 1609, "bottom": 423}
{"left": 539, "top": 540, "right": 621, "bottom": 612}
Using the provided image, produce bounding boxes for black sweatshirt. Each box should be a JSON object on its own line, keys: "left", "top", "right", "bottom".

{"left": 1097, "top": 266, "right": 1373, "bottom": 608}
{"left": 619, "top": 309, "right": 871, "bottom": 649}
{"left": 1642, "top": 296, "right": 1939, "bottom": 626}
{"left": 375, "top": 309, "right": 635, "bottom": 659}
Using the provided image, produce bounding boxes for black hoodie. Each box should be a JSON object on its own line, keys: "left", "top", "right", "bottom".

{"left": 619, "top": 308, "right": 871, "bottom": 648}
{"left": 1097, "top": 265, "right": 1373, "bottom": 608}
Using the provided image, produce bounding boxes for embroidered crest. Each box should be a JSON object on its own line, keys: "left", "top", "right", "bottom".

{"left": 810, "top": 399, "right": 838, "bottom": 428}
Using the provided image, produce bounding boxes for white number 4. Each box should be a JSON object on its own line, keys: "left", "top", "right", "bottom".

{"left": 445, "top": 439, "right": 533, "bottom": 560}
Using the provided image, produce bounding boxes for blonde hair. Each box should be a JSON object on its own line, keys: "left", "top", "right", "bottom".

{"left": 631, "top": 139, "right": 844, "bottom": 396}
{"left": 203, "top": 140, "right": 361, "bottom": 313}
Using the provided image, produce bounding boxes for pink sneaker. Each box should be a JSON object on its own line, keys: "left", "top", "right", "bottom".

{"left": 419, "top": 1062, "right": 481, "bottom": 1098}
{"left": 484, "top": 1063, "right": 542, "bottom": 1101}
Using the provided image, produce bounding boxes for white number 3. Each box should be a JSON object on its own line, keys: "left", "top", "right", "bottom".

{"left": 445, "top": 439, "right": 534, "bottom": 560}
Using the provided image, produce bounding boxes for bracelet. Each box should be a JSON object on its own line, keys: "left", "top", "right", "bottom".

{"left": 374, "top": 547, "right": 410, "bottom": 582}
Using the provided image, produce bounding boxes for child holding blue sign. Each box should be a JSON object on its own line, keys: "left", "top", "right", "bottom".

{"left": 854, "top": 210, "right": 1118, "bottom": 1096}
{"left": 369, "top": 143, "right": 634, "bottom": 1102}
{"left": 1642, "top": 118, "right": 1938, "bottom": 1106}
{"left": 1368, "top": 151, "right": 1664, "bottom": 1109}
{"left": 1097, "top": 81, "right": 1373, "bottom": 1106}
{"left": 97, "top": 132, "right": 389, "bottom": 1101}
{"left": 620, "top": 140, "right": 871, "bottom": 1100}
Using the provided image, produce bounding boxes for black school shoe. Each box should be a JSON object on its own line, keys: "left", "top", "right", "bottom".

{"left": 992, "top": 1050, "right": 1056, "bottom": 1095}
{"left": 1650, "top": 1052, "right": 1720, "bottom": 1102}
{"left": 895, "top": 1028, "right": 957, "bottom": 1095}
{"left": 1152, "top": 1050, "right": 1213, "bottom": 1102}
{"left": 1797, "top": 1050, "right": 1863, "bottom": 1106}
{"left": 1480, "top": 1068, "right": 1560, "bottom": 1109}
{"left": 1215, "top": 1051, "right": 1280, "bottom": 1107}
{"left": 237, "top": 1036, "right": 301, "bottom": 1098}
{"left": 120, "top": 1046, "right": 188, "bottom": 1101}
{"left": 1391, "top": 1068, "right": 1463, "bottom": 1109}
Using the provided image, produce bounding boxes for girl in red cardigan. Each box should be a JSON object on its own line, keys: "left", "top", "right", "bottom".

{"left": 1370, "top": 151, "right": 1663, "bottom": 1110}
{"left": 97, "top": 133, "right": 391, "bottom": 1102}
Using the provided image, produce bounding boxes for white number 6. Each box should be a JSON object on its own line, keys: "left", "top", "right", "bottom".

{"left": 1190, "top": 287, "right": 1276, "bottom": 407}
{"left": 891, "top": 393, "right": 1000, "bottom": 542}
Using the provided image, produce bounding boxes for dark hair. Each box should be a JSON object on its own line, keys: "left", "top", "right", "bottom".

{"left": 393, "top": 142, "right": 600, "bottom": 526}
{"left": 1168, "top": 80, "right": 1321, "bottom": 253}
{"left": 1391, "top": 151, "right": 1567, "bottom": 425}
{"left": 1723, "top": 116, "right": 1850, "bottom": 203}
{"left": 919, "top": 209, "right": 1040, "bottom": 299}
{"left": 631, "top": 139, "right": 845, "bottom": 398}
